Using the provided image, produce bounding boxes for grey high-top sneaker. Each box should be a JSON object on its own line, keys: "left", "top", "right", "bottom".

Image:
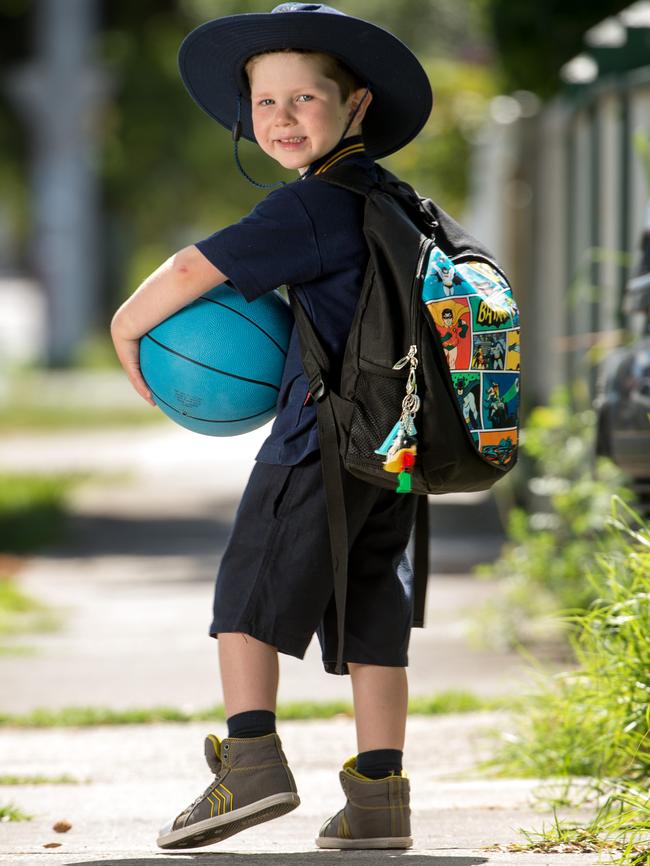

{"left": 316, "top": 756, "right": 412, "bottom": 849}
{"left": 157, "top": 732, "right": 300, "bottom": 849}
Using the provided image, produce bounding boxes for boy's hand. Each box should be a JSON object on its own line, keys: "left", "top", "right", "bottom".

{"left": 109, "top": 247, "right": 228, "bottom": 408}
{"left": 110, "top": 324, "right": 156, "bottom": 407}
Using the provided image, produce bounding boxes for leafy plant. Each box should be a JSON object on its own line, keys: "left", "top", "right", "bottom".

{"left": 478, "top": 498, "right": 650, "bottom": 864}
{"left": 470, "top": 389, "right": 633, "bottom": 655}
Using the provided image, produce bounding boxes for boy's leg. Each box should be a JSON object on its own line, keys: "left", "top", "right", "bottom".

{"left": 218, "top": 632, "right": 279, "bottom": 716}
{"left": 316, "top": 661, "right": 412, "bottom": 849}
{"left": 157, "top": 632, "right": 298, "bottom": 850}
{"left": 348, "top": 662, "right": 408, "bottom": 752}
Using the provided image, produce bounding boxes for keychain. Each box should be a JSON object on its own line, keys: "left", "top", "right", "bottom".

{"left": 374, "top": 345, "right": 420, "bottom": 493}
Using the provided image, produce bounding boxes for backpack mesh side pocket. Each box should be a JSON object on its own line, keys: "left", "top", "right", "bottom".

{"left": 347, "top": 363, "right": 410, "bottom": 466}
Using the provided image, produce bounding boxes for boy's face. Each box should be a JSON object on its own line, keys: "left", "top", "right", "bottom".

{"left": 248, "top": 52, "right": 368, "bottom": 175}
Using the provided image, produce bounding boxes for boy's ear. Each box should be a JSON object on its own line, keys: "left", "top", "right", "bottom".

{"left": 349, "top": 88, "right": 373, "bottom": 124}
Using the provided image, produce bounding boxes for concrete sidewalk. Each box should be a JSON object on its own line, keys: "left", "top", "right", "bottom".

{"left": 0, "top": 716, "right": 601, "bottom": 865}
{"left": 0, "top": 419, "right": 598, "bottom": 863}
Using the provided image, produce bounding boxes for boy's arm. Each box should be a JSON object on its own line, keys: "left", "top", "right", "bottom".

{"left": 111, "top": 244, "right": 228, "bottom": 405}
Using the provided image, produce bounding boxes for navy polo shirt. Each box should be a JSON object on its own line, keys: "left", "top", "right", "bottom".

{"left": 194, "top": 136, "right": 377, "bottom": 465}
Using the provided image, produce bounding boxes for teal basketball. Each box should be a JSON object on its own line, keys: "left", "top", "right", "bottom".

{"left": 139, "top": 284, "right": 292, "bottom": 436}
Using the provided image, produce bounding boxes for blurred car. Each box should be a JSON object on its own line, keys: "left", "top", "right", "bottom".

{"left": 596, "top": 203, "right": 650, "bottom": 510}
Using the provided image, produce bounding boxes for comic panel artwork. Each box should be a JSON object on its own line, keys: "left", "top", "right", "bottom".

{"left": 421, "top": 244, "right": 521, "bottom": 467}
{"left": 422, "top": 252, "right": 512, "bottom": 303}
{"left": 506, "top": 331, "right": 520, "bottom": 371}
{"left": 482, "top": 372, "right": 519, "bottom": 430}
{"left": 478, "top": 428, "right": 518, "bottom": 467}
{"left": 469, "top": 294, "right": 518, "bottom": 332}
{"left": 451, "top": 372, "right": 481, "bottom": 431}
{"left": 426, "top": 298, "right": 472, "bottom": 370}
{"left": 471, "top": 332, "right": 507, "bottom": 370}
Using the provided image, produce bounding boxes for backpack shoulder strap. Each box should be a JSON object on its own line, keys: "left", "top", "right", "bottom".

{"left": 316, "top": 163, "right": 439, "bottom": 234}
{"left": 317, "top": 163, "right": 496, "bottom": 261}
{"left": 413, "top": 496, "right": 429, "bottom": 628}
{"left": 289, "top": 292, "right": 348, "bottom": 674}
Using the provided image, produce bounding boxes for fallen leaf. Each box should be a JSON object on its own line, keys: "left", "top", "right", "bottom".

{"left": 43, "top": 842, "right": 62, "bottom": 848}
{"left": 53, "top": 820, "right": 72, "bottom": 833}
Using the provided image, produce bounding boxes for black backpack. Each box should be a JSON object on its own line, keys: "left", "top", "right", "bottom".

{"left": 289, "top": 162, "right": 520, "bottom": 674}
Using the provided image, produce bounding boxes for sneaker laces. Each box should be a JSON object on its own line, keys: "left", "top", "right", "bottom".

{"left": 181, "top": 736, "right": 224, "bottom": 815}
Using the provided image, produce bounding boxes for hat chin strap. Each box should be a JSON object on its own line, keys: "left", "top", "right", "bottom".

{"left": 231, "top": 85, "right": 370, "bottom": 188}
{"left": 232, "top": 94, "right": 287, "bottom": 190}
{"left": 337, "top": 85, "right": 370, "bottom": 143}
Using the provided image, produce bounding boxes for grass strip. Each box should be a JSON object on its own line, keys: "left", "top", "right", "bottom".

{"left": 0, "top": 774, "right": 84, "bottom": 786}
{"left": 0, "top": 645, "right": 38, "bottom": 657}
{"left": 485, "top": 807, "right": 650, "bottom": 858}
{"left": 0, "top": 406, "right": 164, "bottom": 433}
{"left": 0, "top": 802, "right": 33, "bottom": 822}
{"left": 0, "top": 690, "right": 507, "bottom": 728}
{"left": 0, "top": 578, "right": 60, "bottom": 639}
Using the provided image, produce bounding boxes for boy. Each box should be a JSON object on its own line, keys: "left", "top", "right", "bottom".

{"left": 111, "top": 3, "right": 432, "bottom": 851}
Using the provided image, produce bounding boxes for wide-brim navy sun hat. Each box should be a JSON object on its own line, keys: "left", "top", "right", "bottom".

{"left": 178, "top": 3, "right": 433, "bottom": 160}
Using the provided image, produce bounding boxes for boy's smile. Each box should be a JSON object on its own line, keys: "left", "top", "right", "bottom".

{"left": 248, "top": 52, "right": 370, "bottom": 175}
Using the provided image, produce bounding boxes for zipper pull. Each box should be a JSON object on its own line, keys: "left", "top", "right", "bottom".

{"left": 393, "top": 344, "right": 418, "bottom": 371}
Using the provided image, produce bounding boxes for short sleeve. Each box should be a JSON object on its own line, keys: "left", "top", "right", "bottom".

{"left": 194, "top": 184, "right": 322, "bottom": 302}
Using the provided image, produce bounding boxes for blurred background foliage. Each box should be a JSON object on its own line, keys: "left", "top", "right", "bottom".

{"left": 0, "top": 0, "right": 637, "bottom": 307}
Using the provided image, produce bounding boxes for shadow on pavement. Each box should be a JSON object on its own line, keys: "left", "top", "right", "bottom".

{"left": 48, "top": 512, "right": 234, "bottom": 559}
{"left": 426, "top": 497, "right": 505, "bottom": 574}
{"left": 67, "top": 855, "right": 489, "bottom": 865}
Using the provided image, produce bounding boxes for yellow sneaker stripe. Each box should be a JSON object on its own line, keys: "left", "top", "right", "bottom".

{"left": 212, "top": 787, "right": 226, "bottom": 815}
{"left": 218, "top": 782, "right": 234, "bottom": 812}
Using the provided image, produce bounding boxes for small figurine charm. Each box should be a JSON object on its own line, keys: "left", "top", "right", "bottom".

{"left": 374, "top": 345, "right": 420, "bottom": 493}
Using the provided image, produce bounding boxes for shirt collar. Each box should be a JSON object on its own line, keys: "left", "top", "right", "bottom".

{"left": 300, "top": 135, "right": 366, "bottom": 180}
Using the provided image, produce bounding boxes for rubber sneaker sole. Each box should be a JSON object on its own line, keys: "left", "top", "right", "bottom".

{"left": 157, "top": 792, "right": 300, "bottom": 849}
{"left": 316, "top": 835, "right": 413, "bottom": 849}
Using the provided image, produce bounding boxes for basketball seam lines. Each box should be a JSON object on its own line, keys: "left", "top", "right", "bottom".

{"left": 143, "top": 334, "right": 281, "bottom": 390}
{"left": 148, "top": 386, "right": 277, "bottom": 424}
{"left": 197, "top": 297, "right": 289, "bottom": 358}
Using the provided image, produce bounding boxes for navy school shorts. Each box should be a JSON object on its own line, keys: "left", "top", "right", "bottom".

{"left": 209, "top": 453, "right": 419, "bottom": 675}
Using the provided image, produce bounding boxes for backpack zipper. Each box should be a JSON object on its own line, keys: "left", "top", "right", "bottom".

{"left": 412, "top": 237, "right": 434, "bottom": 345}
{"left": 449, "top": 251, "right": 509, "bottom": 284}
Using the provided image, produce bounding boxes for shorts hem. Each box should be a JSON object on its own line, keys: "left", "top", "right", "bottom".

{"left": 322, "top": 655, "right": 409, "bottom": 676}
{"left": 209, "top": 621, "right": 312, "bottom": 661}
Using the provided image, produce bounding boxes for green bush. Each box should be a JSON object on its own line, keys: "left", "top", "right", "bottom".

{"left": 0, "top": 474, "right": 79, "bottom": 553}
{"left": 471, "top": 391, "right": 634, "bottom": 654}
{"left": 480, "top": 499, "right": 650, "bottom": 864}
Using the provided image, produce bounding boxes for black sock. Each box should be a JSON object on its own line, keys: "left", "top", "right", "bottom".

{"left": 356, "top": 748, "right": 403, "bottom": 779}
{"left": 226, "top": 709, "right": 276, "bottom": 739}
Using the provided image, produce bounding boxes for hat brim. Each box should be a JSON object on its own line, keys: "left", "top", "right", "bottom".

{"left": 178, "top": 11, "right": 433, "bottom": 159}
